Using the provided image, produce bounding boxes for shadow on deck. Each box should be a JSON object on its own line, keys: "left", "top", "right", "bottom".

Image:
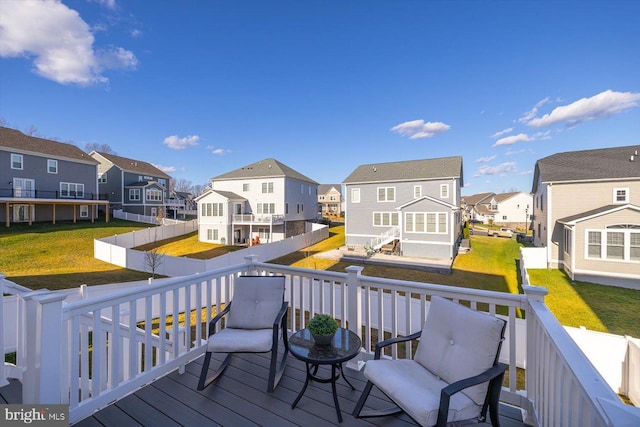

{"left": 1, "top": 351, "right": 525, "bottom": 426}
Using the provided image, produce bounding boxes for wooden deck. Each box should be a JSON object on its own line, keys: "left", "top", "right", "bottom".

{"left": 2, "top": 351, "right": 525, "bottom": 426}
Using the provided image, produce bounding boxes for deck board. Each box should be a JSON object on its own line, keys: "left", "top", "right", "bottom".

{"left": 1, "top": 352, "right": 525, "bottom": 426}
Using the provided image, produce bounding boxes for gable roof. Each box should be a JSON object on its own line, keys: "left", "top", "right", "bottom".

{"left": 557, "top": 204, "right": 640, "bottom": 225}
{"left": 493, "top": 191, "right": 525, "bottom": 202}
{"left": 462, "top": 192, "right": 495, "bottom": 205}
{"left": 194, "top": 188, "right": 245, "bottom": 202}
{"left": 533, "top": 145, "right": 640, "bottom": 192}
{"left": 0, "top": 126, "right": 98, "bottom": 164}
{"left": 211, "top": 158, "right": 318, "bottom": 184}
{"left": 397, "top": 195, "right": 459, "bottom": 211}
{"left": 92, "top": 151, "right": 171, "bottom": 179}
{"left": 342, "top": 156, "right": 463, "bottom": 185}
{"left": 318, "top": 184, "right": 342, "bottom": 194}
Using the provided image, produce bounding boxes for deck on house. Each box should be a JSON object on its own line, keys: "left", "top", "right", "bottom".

{"left": 1, "top": 351, "right": 525, "bottom": 426}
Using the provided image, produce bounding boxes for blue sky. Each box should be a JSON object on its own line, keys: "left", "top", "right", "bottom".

{"left": 1, "top": 0, "right": 639, "bottom": 195}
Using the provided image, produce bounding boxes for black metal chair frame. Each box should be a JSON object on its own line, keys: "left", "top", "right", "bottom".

{"left": 353, "top": 319, "right": 507, "bottom": 427}
{"left": 197, "top": 297, "right": 289, "bottom": 393}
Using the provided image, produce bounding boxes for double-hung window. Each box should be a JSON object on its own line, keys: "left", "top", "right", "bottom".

{"left": 262, "top": 182, "right": 274, "bottom": 193}
{"left": 586, "top": 226, "right": 640, "bottom": 262}
{"left": 146, "top": 189, "right": 163, "bottom": 201}
{"left": 130, "top": 189, "right": 141, "bottom": 201}
{"left": 47, "top": 159, "right": 58, "bottom": 174}
{"left": 61, "top": 182, "right": 84, "bottom": 198}
{"left": 440, "top": 184, "right": 449, "bottom": 198}
{"left": 377, "top": 187, "right": 395, "bottom": 202}
{"left": 613, "top": 188, "right": 629, "bottom": 203}
{"left": 11, "top": 154, "right": 23, "bottom": 170}
{"left": 405, "top": 212, "right": 447, "bottom": 234}
{"left": 351, "top": 188, "right": 360, "bottom": 203}
{"left": 373, "top": 212, "right": 399, "bottom": 227}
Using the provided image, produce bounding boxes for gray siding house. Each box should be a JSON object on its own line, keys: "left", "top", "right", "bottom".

{"left": 0, "top": 126, "right": 108, "bottom": 226}
{"left": 196, "top": 158, "right": 319, "bottom": 245}
{"left": 343, "top": 156, "right": 464, "bottom": 259}
{"left": 90, "top": 152, "right": 171, "bottom": 217}
{"left": 532, "top": 145, "right": 640, "bottom": 288}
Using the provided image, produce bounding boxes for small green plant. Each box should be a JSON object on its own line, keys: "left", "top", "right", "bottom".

{"left": 307, "top": 314, "right": 338, "bottom": 336}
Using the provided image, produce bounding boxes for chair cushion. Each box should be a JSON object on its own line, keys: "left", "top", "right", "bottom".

{"left": 364, "top": 359, "right": 480, "bottom": 426}
{"left": 414, "top": 296, "right": 505, "bottom": 405}
{"left": 226, "top": 276, "right": 285, "bottom": 329}
{"left": 208, "top": 328, "right": 274, "bottom": 353}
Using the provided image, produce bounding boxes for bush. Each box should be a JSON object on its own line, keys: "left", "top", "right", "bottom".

{"left": 307, "top": 314, "right": 338, "bottom": 335}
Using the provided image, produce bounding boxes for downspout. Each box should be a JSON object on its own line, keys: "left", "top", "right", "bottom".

{"left": 571, "top": 224, "right": 576, "bottom": 281}
{"left": 547, "top": 184, "right": 552, "bottom": 269}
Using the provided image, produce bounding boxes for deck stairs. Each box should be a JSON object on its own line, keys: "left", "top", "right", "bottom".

{"left": 371, "top": 227, "right": 400, "bottom": 250}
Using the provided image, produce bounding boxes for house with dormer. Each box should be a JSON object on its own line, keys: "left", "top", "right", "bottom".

{"left": 90, "top": 152, "right": 171, "bottom": 217}
{"left": 0, "top": 126, "right": 109, "bottom": 227}
{"left": 343, "top": 156, "right": 464, "bottom": 259}
{"left": 532, "top": 145, "right": 640, "bottom": 288}
{"left": 196, "top": 158, "right": 319, "bottom": 245}
{"left": 318, "top": 184, "right": 342, "bottom": 218}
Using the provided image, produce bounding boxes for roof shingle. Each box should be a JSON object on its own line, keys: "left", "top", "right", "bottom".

{"left": 0, "top": 126, "right": 97, "bottom": 164}
{"left": 342, "top": 156, "right": 463, "bottom": 184}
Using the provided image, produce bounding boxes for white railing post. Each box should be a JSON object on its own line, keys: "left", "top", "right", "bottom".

{"left": 0, "top": 274, "right": 7, "bottom": 388}
{"left": 244, "top": 255, "right": 259, "bottom": 275}
{"left": 522, "top": 284, "right": 548, "bottom": 425}
{"left": 345, "top": 266, "right": 364, "bottom": 370}
{"left": 21, "top": 290, "right": 67, "bottom": 404}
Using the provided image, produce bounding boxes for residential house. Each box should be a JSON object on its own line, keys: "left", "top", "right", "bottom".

{"left": 532, "top": 145, "right": 640, "bottom": 288}
{"left": 0, "top": 126, "right": 108, "bottom": 227}
{"left": 461, "top": 192, "right": 494, "bottom": 223}
{"left": 167, "top": 190, "right": 197, "bottom": 219}
{"left": 343, "top": 156, "right": 464, "bottom": 259}
{"left": 318, "top": 184, "right": 342, "bottom": 217}
{"left": 196, "top": 158, "right": 319, "bottom": 245}
{"left": 489, "top": 192, "right": 533, "bottom": 230}
{"left": 90, "top": 152, "right": 171, "bottom": 217}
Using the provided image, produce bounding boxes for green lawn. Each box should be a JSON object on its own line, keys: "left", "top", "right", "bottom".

{"left": 0, "top": 220, "right": 151, "bottom": 290}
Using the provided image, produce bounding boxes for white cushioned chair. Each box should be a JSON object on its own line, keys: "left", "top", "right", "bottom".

{"left": 197, "top": 275, "right": 288, "bottom": 392}
{"left": 353, "top": 296, "right": 507, "bottom": 427}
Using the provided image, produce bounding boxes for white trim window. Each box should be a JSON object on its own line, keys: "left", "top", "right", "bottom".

{"left": 564, "top": 228, "right": 572, "bottom": 255}
{"left": 258, "top": 227, "right": 270, "bottom": 241}
{"left": 207, "top": 229, "right": 219, "bottom": 241}
{"left": 60, "top": 182, "right": 84, "bottom": 198}
{"left": 414, "top": 185, "right": 422, "bottom": 199}
{"left": 351, "top": 188, "right": 360, "bottom": 203}
{"left": 80, "top": 205, "right": 89, "bottom": 218}
{"left": 11, "top": 154, "right": 23, "bottom": 170}
{"left": 243, "top": 183, "right": 250, "bottom": 192}
{"left": 377, "top": 187, "right": 395, "bottom": 202}
{"left": 257, "top": 203, "right": 275, "bottom": 214}
{"left": 319, "top": 195, "right": 325, "bottom": 201}
{"left": 130, "top": 188, "right": 141, "bottom": 201}
{"left": 201, "top": 202, "right": 223, "bottom": 217}
{"left": 262, "top": 182, "right": 274, "bottom": 193}
{"left": 613, "top": 188, "right": 629, "bottom": 204}
{"left": 373, "top": 212, "right": 399, "bottom": 227}
{"left": 98, "top": 174, "right": 107, "bottom": 183}
{"left": 146, "top": 189, "right": 163, "bottom": 201}
{"left": 440, "top": 184, "right": 449, "bottom": 198}
{"left": 586, "top": 226, "right": 640, "bottom": 262}
{"left": 405, "top": 212, "right": 447, "bottom": 234}
{"left": 47, "top": 159, "right": 58, "bottom": 174}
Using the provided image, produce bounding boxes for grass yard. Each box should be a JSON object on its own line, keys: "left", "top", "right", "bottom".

{"left": 0, "top": 220, "right": 151, "bottom": 290}
{"left": 133, "top": 231, "right": 245, "bottom": 259}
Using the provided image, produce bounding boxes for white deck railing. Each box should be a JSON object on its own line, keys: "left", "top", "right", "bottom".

{"left": 370, "top": 226, "right": 400, "bottom": 249}
{"left": 232, "top": 213, "right": 285, "bottom": 224}
{"left": 4, "top": 257, "right": 639, "bottom": 426}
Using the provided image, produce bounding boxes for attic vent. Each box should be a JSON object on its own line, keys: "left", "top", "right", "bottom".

{"left": 631, "top": 155, "right": 635, "bottom": 162}
{"left": 372, "top": 167, "right": 377, "bottom": 172}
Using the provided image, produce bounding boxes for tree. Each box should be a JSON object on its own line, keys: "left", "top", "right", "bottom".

{"left": 192, "top": 183, "right": 208, "bottom": 196}
{"left": 145, "top": 248, "right": 164, "bottom": 279}
{"left": 85, "top": 142, "right": 117, "bottom": 154}
{"left": 23, "top": 125, "right": 39, "bottom": 136}
{"left": 171, "top": 178, "right": 193, "bottom": 193}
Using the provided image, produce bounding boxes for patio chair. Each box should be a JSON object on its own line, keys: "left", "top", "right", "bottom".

{"left": 353, "top": 296, "right": 507, "bottom": 427}
{"left": 197, "top": 275, "right": 289, "bottom": 392}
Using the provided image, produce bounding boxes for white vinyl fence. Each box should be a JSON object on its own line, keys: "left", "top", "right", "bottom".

{"left": 112, "top": 209, "right": 186, "bottom": 225}
{"left": 94, "top": 221, "right": 329, "bottom": 277}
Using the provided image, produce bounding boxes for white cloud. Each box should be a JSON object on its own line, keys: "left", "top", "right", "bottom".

{"left": 492, "top": 133, "right": 533, "bottom": 147}
{"left": 505, "top": 148, "right": 527, "bottom": 156}
{"left": 520, "top": 169, "right": 534, "bottom": 175}
{"left": 390, "top": 119, "right": 451, "bottom": 139}
{"left": 490, "top": 127, "right": 513, "bottom": 139}
{"left": 130, "top": 29, "right": 142, "bottom": 38}
{"left": 0, "top": 0, "right": 137, "bottom": 85}
{"left": 92, "top": 0, "right": 117, "bottom": 9}
{"left": 152, "top": 164, "right": 176, "bottom": 173}
{"left": 207, "top": 145, "right": 230, "bottom": 155}
{"left": 163, "top": 135, "right": 200, "bottom": 149}
{"left": 476, "top": 155, "right": 496, "bottom": 163}
{"left": 518, "top": 97, "right": 550, "bottom": 124}
{"left": 528, "top": 90, "right": 640, "bottom": 128}
{"left": 474, "top": 162, "right": 518, "bottom": 177}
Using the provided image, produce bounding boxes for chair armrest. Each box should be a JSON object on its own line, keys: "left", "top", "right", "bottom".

{"left": 273, "top": 301, "right": 288, "bottom": 328}
{"left": 207, "top": 302, "right": 232, "bottom": 337}
{"left": 436, "top": 363, "right": 507, "bottom": 427}
{"left": 374, "top": 331, "right": 422, "bottom": 359}
{"left": 441, "top": 363, "right": 507, "bottom": 398}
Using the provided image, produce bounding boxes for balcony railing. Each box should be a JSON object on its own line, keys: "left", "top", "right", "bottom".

{"left": 2, "top": 257, "right": 638, "bottom": 425}
{"left": 232, "top": 213, "right": 285, "bottom": 224}
{"left": 0, "top": 188, "right": 108, "bottom": 201}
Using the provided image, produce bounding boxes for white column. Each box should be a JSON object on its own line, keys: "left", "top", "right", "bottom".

{"left": 345, "top": 266, "right": 364, "bottom": 371}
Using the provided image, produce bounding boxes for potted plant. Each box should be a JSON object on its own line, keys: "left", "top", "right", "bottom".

{"left": 307, "top": 314, "right": 339, "bottom": 346}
